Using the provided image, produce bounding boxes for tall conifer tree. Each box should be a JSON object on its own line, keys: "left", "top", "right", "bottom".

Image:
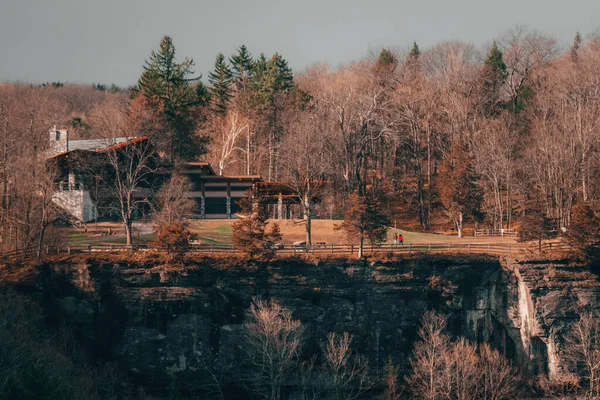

{"left": 136, "top": 36, "right": 205, "bottom": 161}
{"left": 571, "top": 32, "right": 583, "bottom": 62}
{"left": 482, "top": 41, "right": 507, "bottom": 116}
{"left": 269, "top": 53, "right": 294, "bottom": 92}
{"left": 409, "top": 41, "right": 421, "bottom": 59}
{"left": 230, "top": 45, "right": 254, "bottom": 92}
{"left": 208, "top": 53, "right": 233, "bottom": 115}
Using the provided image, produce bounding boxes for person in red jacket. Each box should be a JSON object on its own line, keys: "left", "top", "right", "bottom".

{"left": 398, "top": 234, "right": 404, "bottom": 246}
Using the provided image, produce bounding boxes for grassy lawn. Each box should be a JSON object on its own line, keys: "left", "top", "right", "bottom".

{"left": 188, "top": 221, "right": 234, "bottom": 244}
{"left": 388, "top": 228, "right": 455, "bottom": 244}
{"left": 65, "top": 219, "right": 516, "bottom": 247}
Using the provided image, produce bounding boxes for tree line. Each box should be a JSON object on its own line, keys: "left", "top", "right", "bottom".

{"left": 2, "top": 27, "right": 600, "bottom": 253}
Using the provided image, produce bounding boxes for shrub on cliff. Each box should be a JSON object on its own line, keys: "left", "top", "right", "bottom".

{"left": 150, "top": 222, "right": 197, "bottom": 259}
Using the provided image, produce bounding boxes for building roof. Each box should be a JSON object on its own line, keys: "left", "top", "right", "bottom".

{"left": 68, "top": 137, "right": 130, "bottom": 151}
{"left": 49, "top": 137, "right": 149, "bottom": 160}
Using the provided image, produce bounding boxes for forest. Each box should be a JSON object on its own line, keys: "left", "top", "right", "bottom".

{"left": 1, "top": 26, "right": 599, "bottom": 253}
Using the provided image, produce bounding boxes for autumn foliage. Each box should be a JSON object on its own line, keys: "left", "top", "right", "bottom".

{"left": 232, "top": 189, "right": 282, "bottom": 260}
{"left": 564, "top": 203, "right": 600, "bottom": 262}
{"left": 150, "top": 222, "right": 197, "bottom": 259}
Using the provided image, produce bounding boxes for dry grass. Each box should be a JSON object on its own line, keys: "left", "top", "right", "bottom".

{"left": 64, "top": 219, "right": 521, "bottom": 247}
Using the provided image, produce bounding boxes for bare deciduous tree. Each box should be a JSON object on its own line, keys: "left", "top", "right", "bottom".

{"left": 214, "top": 111, "right": 249, "bottom": 175}
{"left": 280, "top": 109, "right": 329, "bottom": 245}
{"left": 152, "top": 173, "right": 195, "bottom": 226}
{"left": 563, "top": 311, "right": 600, "bottom": 398}
{"left": 478, "top": 343, "right": 519, "bottom": 400}
{"left": 383, "top": 357, "right": 403, "bottom": 400}
{"left": 245, "top": 298, "right": 303, "bottom": 400}
{"left": 408, "top": 311, "right": 452, "bottom": 400}
{"left": 321, "top": 332, "right": 374, "bottom": 400}
{"left": 90, "top": 94, "right": 162, "bottom": 245}
{"left": 408, "top": 311, "right": 519, "bottom": 400}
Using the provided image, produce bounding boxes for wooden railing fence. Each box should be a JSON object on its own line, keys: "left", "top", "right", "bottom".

{"left": 1, "top": 241, "right": 571, "bottom": 261}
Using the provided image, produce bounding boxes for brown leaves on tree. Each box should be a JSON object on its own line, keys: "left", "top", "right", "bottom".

{"left": 150, "top": 222, "right": 197, "bottom": 261}
{"left": 232, "top": 189, "right": 282, "bottom": 261}
{"left": 564, "top": 203, "right": 600, "bottom": 263}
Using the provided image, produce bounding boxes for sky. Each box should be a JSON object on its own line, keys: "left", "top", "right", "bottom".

{"left": 1, "top": 0, "right": 599, "bottom": 87}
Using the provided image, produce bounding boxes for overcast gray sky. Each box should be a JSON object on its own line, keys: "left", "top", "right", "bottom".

{"left": 1, "top": 0, "right": 599, "bottom": 87}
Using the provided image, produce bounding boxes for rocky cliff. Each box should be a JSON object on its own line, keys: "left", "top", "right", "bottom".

{"left": 38, "top": 253, "right": 596, "bottom": 396}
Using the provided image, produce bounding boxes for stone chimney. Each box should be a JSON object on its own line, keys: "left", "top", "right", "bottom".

{"left": 49, "top": 125, "right": 68, "bottom": 156}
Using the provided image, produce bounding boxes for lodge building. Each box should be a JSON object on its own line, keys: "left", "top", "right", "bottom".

{"left": 47, "top": 127, "right": 298, "bottom": 222}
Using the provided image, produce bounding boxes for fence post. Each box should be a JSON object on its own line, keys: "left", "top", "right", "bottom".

{"left": 549, "top": 243, "right": 553, "bottom": 251}
{"left": 88, "top": 245, "right": 91, "bottom": 253}
{"left": 508, "top": 245, "right": 511, "bottom": 254}
{"left": 428, "top": 243, "right": 431, "bottom": 252}
{"left": 351, "top": 244, "right": 354, "bottom": 254}
{"left": 67, "top": 246, "right": 70, "bottom": 255}
{"left": 46, "top": 245, "right": 49, "bottom": 255}
{"left": 331, "top": 244, "right": 334, "bottom": 254}
{"left": 468, "top": 243, "right": 471, "bottom": 253}
{"left": 488, "top": 244, "right": 491, "bottom": 252}
{"left": 409, "top": 243, "right": 412, "bottom": 254}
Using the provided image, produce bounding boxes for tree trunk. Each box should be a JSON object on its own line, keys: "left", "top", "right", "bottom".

{"left": 36, "top": 214, "right": 46, "bottom": 260}
{"left": 457, "top": 212, "right": 464, "bottom": 238}
{"left": 247, "top": 129, "right": 251, "bottom": 175}
{"left": 304, "top": 195, "right": 312, "bottom": 246}
{"left": 125, "top": 222, "right": 133, "bottom": 246}
{"left": 358, "top": 237, "right": 364, "bottom": 259}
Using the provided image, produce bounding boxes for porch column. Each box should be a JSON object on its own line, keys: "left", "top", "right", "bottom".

{"left": 226, "top": 180, "right": 231, "bottom": 219}
{"left": 277, "top": 193, "right": 283, "bottom": 219}
{"left": 68, "top": 170, "right": 76, "bottom": 190}
{"left": 200, "top": 180, "right": 206, "bottom": 219}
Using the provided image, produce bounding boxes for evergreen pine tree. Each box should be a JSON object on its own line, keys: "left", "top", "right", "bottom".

{"left": 405, "top": 41, "right": 421, "bottom": 77}
{"left": 378, "top": 48, "right": 396, "bottom": 66}
{"left": 338, "top": 192, "right": 390, "bottom": 259}
{"left": 250, "top": 54, "right": 272, "bottom": 106}
{"left": 409, "top": 41, "right": 421, "bottom": 60}
{"left": 375, "top": 48, "right": 398, "bottom": 86}
{"left": 439, "top": 144, "right": 483, "bottom": 238}
{"left": 135, "top": 36, "right": 205, "bottom": 161}
{"left": 519, "top": 195, "right": 556, "bottom": 251}
{"left": 230, "top": 45, "right": 254, "bottom": 91}
{"left": 571, "top": 31, "right": 583, "bottom": 62}
{"left": 482, "top": 41, "right": 507, "bottom": 116}
{"left": 269, "top": 53, "right": 294, "bottom": 92}
{"left": 208, "top": 53, "right": 233, "bottom": 115}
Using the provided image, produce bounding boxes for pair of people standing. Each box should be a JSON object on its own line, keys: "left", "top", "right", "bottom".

{"left": 393, "top": 233, "right": 404, "bottom": 246}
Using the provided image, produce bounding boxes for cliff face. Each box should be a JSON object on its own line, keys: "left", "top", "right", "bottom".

{"left": 40, "top": 254, "right": 595, "bottom": 396}
{"left": 509, "top": 259, "right": 600, "bottom": 380}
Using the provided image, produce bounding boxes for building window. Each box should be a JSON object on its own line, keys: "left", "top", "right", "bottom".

{"left": 56, "top": 131, "right": 61, "bottom": 141}
{"left": 205, "top": 198, "right": 227, "bottom": 214}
